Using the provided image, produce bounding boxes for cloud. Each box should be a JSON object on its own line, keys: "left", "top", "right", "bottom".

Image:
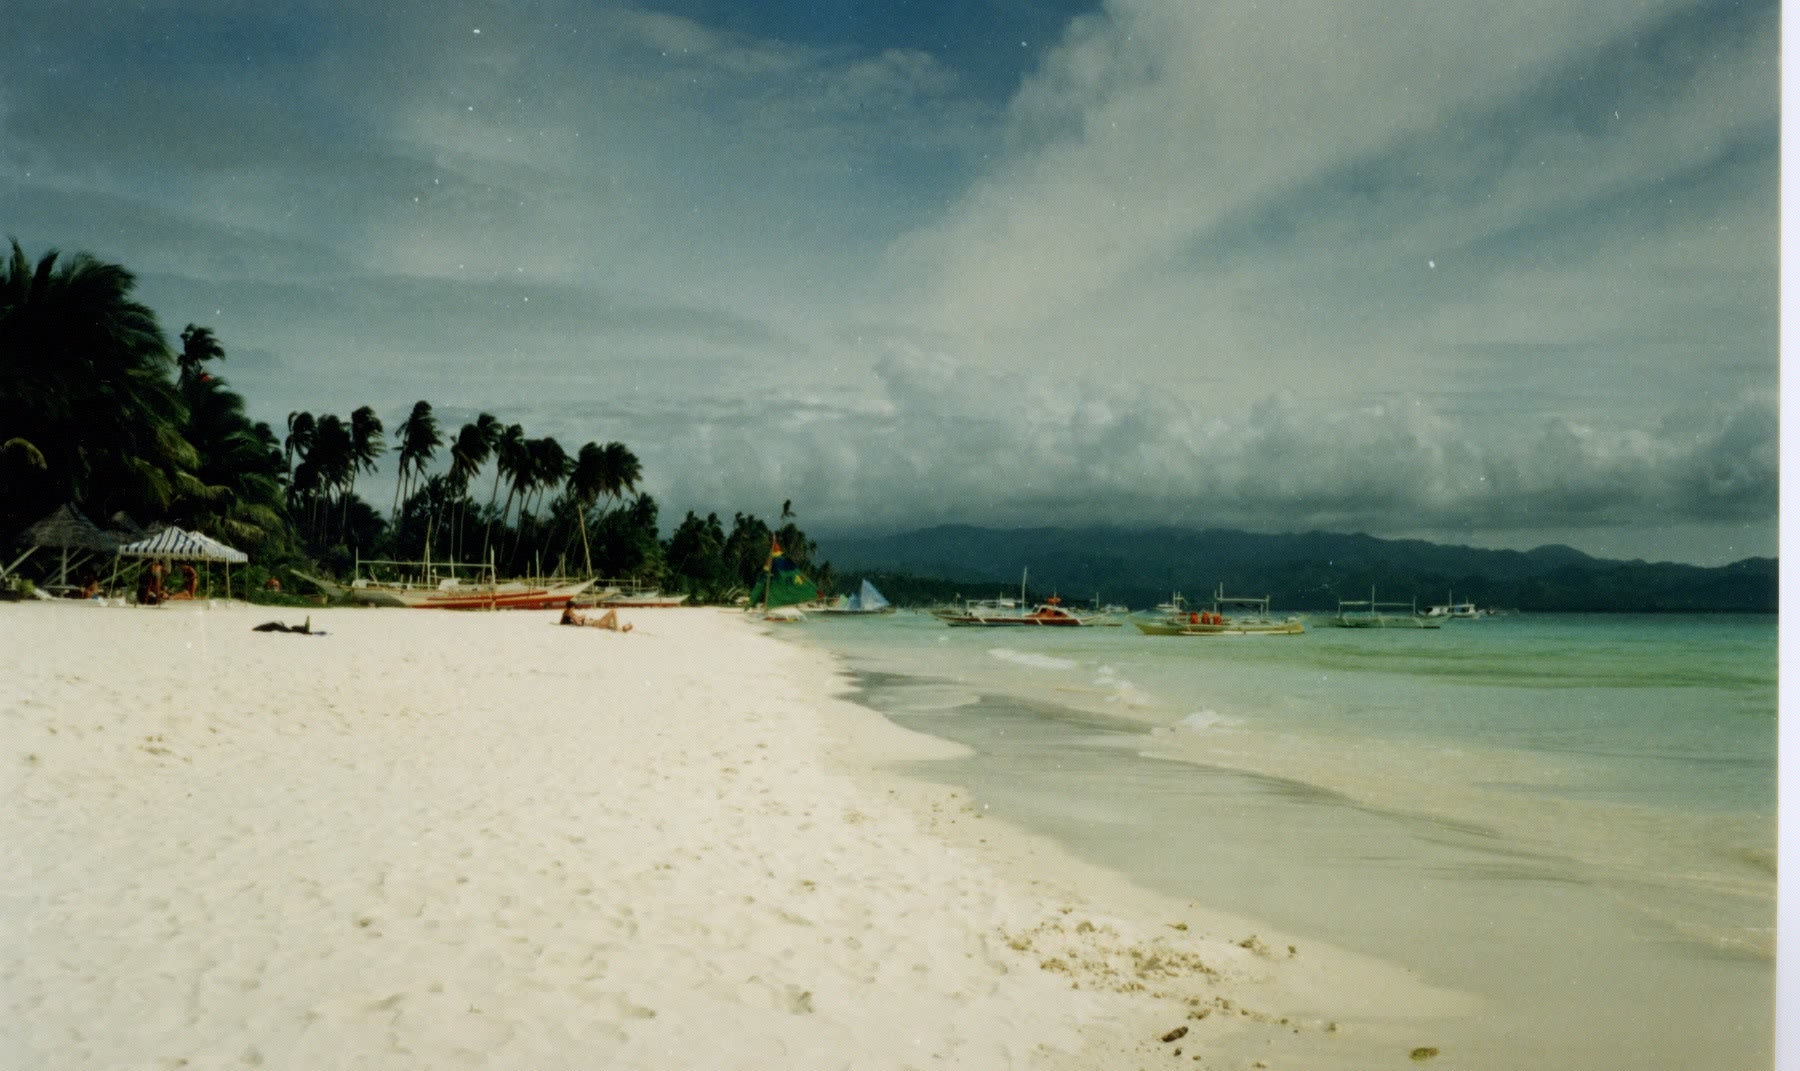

{"left": 0, "top": 0, "right": 1775, "bottom": 564}
{"left": 878, "top": 0, "right": 1777, "bottom": 413}
{"left": 588, "top": 346, "right": 1775, "bottom": 545}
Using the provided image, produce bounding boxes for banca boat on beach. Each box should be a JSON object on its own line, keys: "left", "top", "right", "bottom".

{"left": 297, "top": 559, "right": 595, "bottom": 610}
{"left": 1329, "top": 588, "right": 1441, "bottom": 629}
{"left": 597, "top": 591, "right": 687, "bottom": 607}
{"left": 572, "top": 580, "right": 689, "bottom": 608}
{"left": 1133, "top": 587, "right": 1305, "bottom": 636}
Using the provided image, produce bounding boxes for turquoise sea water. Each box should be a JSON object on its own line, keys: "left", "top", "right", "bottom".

{"left": 790, "top": 611, "right": 1777, "bottom": 1070}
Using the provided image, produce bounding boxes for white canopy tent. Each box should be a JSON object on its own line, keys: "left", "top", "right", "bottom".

{"left": 116, "top": 526, "right": 248, "bottom": 600}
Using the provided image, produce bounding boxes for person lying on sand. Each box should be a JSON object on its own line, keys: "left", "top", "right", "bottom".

{"left": 251, "top": 617, "right": 320, "bottom": 635}
{"left": 559, "top": 604, "right": 632, "bottom": 632}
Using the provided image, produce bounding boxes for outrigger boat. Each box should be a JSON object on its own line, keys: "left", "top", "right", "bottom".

{"left": 932, "top": 594, "right": 1099, "bottom": 626}
{"left": 296, "top": 556, "right": 595, "bottom": 610}
{"left": 929, "top": 568, "right": 1108, "bottom": 627}
{"left": 1421, "top": 592, "right": 1482, "bottom": 619}
{"left": 1329, "top": 588, "right": 1441, "bottom": 629}
{"left": 1134, "top": 587, "right": 1305, "bottom": 636}
{"left": 572, "top": 579, "right": 689, "bottom": 608}
{"left": 595, "top": 591, "right": 688, "bottom": 607}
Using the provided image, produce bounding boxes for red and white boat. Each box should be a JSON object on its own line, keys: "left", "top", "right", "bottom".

{"left": 931, "top": 594, "right": 1099, "bottom": 627}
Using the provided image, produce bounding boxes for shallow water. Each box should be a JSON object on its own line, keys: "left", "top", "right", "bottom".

{"left": 793, "top": 611, "right": 1776, "bottom": 1070}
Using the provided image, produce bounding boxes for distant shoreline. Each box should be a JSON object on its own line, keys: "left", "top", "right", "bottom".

{"left": 817, "top": 524, "right": 1777, "bottom": 614}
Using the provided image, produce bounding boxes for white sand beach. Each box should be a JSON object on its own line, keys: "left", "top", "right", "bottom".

{"left": 1, "top": 602, "right": 1467, "bottom": 1069}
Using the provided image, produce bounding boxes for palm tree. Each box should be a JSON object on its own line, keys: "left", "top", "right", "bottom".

{"left": 307, "top": 413, "right": 353, "bottom": 539}
{"left": 446, "top": 417, "right": 493, "bottom": 494}
{"left": 176, "top": 324, "right": 225, "bottom": 384}
{"left": 284, "top": 410, "right": 316, "bottom": 478}
{"left": 0, "top": 240, "right": 195, "bottom": 528}
{"left": 391, "top": 400, "right": 442, "bottom": 518}
{"left": 179, "top": 362, "right": 291, "bottom": 554}
{"left": 491, "top": 423, "right": 529, "bottom": 524}
{"left": 565, "top": 442, "right": 608, "bottom": 574}
{"left": 496, "top": 436, "right": 568, "bottom": 571}
{"left": 485, "top": 423, "right": 529, "bottom": 566}
{"left": 447, "top": 413, "right": 497, "bottom": 561}
{"left": 525, "top": 437, "right": 570, "bottom": 523}
{"left": 343, "top": 405, "right": 386, "bottom": 529}
{"left": 598, "top": 442, "right": 643, "bottom": 512}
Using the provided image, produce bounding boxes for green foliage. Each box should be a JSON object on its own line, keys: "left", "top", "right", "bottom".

{"left": 0, "top": 240, "right": 825, "bottom": 591}
{"left": 0, "top": 240, "right": 192, "bottom": 530}
{"left": 665, "top": 511, "right": 731, "bottom": 599}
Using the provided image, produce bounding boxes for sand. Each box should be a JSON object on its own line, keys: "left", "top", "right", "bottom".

{"left": 1, "top": 601, "right": 1468, "bottom": 1069}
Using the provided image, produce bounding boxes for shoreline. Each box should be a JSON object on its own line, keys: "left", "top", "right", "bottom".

{"left": 4, "top": 602, "right": 1470, "bottom": 1068}
{"left": 799, "top": 621, "right": 1775, "bottom": 1070}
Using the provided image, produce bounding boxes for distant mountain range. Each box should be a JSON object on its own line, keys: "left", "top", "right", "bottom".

{"left": 816, "top": 525, "right": 1776, "bottom": 613}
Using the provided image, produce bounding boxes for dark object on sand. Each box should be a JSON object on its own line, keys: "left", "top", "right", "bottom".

{"left": 252, "top": 617, "right": 319, "bottom": 634}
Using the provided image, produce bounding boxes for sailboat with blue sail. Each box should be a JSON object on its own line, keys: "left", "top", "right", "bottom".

{"left": 813, "top": 579, "right": 896, "bottom": 616}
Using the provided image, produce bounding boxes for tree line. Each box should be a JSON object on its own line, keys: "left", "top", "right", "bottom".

{"left": 0, "top": 239, "right": 824, "bottom": 602}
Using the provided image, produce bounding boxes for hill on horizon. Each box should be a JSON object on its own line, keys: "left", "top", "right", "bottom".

{"left": 814, "top": 525, "right": 1775, "bottom": 614}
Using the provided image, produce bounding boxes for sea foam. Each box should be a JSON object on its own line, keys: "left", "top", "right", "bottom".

{"left": 987, "top": 648, "right": 1077, "bottom": 671}
{"left": 1177, "top": 709, "right": 1242, "bottom": 732}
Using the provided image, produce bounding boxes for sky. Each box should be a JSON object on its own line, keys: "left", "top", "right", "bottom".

{"left": 1, "top": 0, "right": 1779, "bottom": 565}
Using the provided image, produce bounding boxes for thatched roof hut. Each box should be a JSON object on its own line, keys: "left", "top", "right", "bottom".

{"left": 10, "top": 503, "right": 119, "bottom": 553}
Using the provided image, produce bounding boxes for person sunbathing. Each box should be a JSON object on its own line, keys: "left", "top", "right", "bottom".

{"left": 560, "top": 604, "right": 632, "bottom": 632}
{"left": 252, "top": 617, "right": 316, "bottom": 634}
{"left": 166, "top": 564, "right": 199, "bottom": 600}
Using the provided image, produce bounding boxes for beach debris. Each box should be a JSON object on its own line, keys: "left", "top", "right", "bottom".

{"left": 1160, "top": 1026, "right": 1188, "bottom": 1043}
{"left": 1409, "top": 1047, "right": 1441, "bottom": 1062}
